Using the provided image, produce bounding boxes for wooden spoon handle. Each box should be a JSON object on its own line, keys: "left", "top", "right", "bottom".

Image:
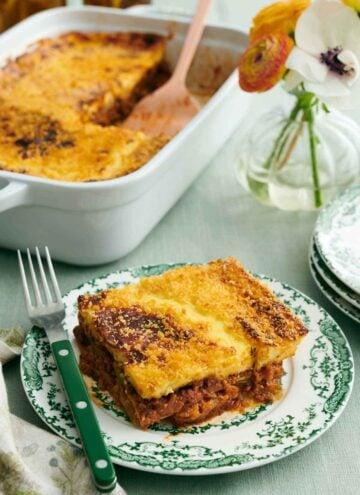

{"left": 172, "top": 0, "right": 211, "bottom": 85}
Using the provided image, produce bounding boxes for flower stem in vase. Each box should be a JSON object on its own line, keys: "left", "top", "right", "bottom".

{"left": 264, "top": 92, "right": 323, "bottom": 209}
{"left": 263, "top": 99, "right": 301, "bottom": 170}
{"left": 306, "top": 105, "right": 322, "bottom": 208}
{"left": 277, "top": 114, "right": 305, "bottom": 170}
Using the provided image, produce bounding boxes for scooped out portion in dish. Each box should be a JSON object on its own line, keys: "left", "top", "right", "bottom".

{"left": 0, "top": 32, "right": 170, "bottom": 182}
{"left": 74, "top": 257, "right": 308, "bottom": 429}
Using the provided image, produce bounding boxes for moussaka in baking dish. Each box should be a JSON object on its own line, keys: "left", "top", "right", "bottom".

{"left": 0, "top": 32, "right": 170, "bottom": 181}
{"left": 74, "top": 257, "right": 308, "bottom": 429}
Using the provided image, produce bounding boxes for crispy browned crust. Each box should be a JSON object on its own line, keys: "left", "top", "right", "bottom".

{"left": 0, "top": 31, "right": 170, "bottom": 181}
{"left": 0, "top": 100, "right": 168, "bottom": 181}
{"left": 78, "top": 305, "right": 194, "bottom": 365}
{"left": 208, "top": 257, "right": 308, "bottom": 343}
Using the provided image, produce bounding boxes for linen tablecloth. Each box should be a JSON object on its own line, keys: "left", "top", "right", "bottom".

{"left": 1, "top": 1, "right": 360, "bottom": 494}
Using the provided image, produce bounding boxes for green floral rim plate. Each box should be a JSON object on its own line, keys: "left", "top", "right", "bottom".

{"left": 314, "top": 185, "right": 360, "bottom": 295}
{"left": 309, "top": 255, "right": 360, "bottom": 324}
{"left": 310, "top": 239, "right": 360, "bottom": 310}
{"left": 21, "top": 264, "right": 354, "bottom": 475}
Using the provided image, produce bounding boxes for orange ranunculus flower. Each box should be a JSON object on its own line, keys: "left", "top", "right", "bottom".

{"left": 342, "top": 0, "right": 360, "bottom": 12}
{"left": 239, "top": 33, "right": 294, "bottom": 92}
{"left": 250, "top": 0, "right": 311, "bottom": 42}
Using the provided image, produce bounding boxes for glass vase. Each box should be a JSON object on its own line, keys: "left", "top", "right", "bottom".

{"left": 235, "top": 94, "right": 360, "bottom": 211}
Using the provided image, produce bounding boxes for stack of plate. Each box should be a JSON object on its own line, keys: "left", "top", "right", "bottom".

{"left": 309, "top": 185, "right": 360, "bottom": 324}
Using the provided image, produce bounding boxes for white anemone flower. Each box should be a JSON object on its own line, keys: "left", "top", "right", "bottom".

{"left": 285, "top": 0, "right": 360, "bottom": 109}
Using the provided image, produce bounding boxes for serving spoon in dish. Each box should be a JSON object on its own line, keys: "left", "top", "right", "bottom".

{"left": 123, "top": 0, "right": 212, "bottom": 138}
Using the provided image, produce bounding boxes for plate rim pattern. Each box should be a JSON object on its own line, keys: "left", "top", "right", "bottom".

{"left": 309, "top": 255, "right": 360, "bottom": 324}
{"left": 314, "top": 185, "right": 360, "bottom": 295}
{"left": 310, "top": 239, "right": 360, "bottom": 310}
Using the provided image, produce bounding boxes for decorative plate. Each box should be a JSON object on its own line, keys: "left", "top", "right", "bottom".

{"left": 309, "top": 256, "right": 360, "bottom": 324}
{"left": 21, "top": 264, "right": 354, "bottom": 476}
{"left": 310, "top": 239, "right": 360, "bottom": 310}
{"left": 314, "top": 185, "right": 360, "bottom": 295}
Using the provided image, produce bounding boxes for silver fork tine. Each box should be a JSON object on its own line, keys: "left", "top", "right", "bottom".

{"left": 45, "top": 246, "right": 62, "bottom": 304}
{"left": 17, "top": 250, "right": 33, "bottom": 312}
{"left": 35, "top": 247, "right": 52, "bottom": 304}
{"left": 27, "top": 248, "right": 42, "bottom": 306}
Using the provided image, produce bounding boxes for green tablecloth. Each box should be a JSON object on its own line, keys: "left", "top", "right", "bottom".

{"left": 2, "top": 2, "right": 360, "bottom": 493}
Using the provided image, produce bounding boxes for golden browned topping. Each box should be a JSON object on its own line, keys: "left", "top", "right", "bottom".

{"left": 0, "top": 102, "right": 74, "bottom": 158}
{"left": 0, "top": 100, "right": 168, "bottom": 181}
{"left": 77, "top": 257, "right": 308, "bottom": 400}
{"left": 90, "top": 305, "right": 194, "bottom": 365}
{"left": 0, "top": 31, "right": 170, "bottom": 181}
{"left": 0, "top": 32, "right": 168, "bottom": 126}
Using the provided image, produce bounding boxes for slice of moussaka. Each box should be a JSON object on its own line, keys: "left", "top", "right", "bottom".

{"left": 0, "top": 31, "right": 170, "bottom": 181}
{"left": 74, "top": 257, "right": 308, "bottom": 429}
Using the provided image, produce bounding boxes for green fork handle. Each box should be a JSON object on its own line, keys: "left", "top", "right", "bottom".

{"left": 52, "top": 339, "right": 117, "bottom": 493}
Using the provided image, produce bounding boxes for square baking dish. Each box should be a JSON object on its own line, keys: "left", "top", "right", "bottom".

{"left": 0, "top": 6, "right": 250, "bottom": 265}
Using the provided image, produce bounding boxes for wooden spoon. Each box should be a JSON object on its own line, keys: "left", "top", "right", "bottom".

{"left": 123, "top": 0, "right": 212, "bottom": 137}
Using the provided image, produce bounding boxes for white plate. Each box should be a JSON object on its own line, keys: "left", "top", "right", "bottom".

{"left": 310, "top": 239, "right": 360, "bottom": 309}
{"left": 309, "top": 255, "right": 360, "bottom": 324}
{"left": 314, "top": 185, "right": 360, "bottom": 295}
{"left": 21, "top": 264, "right": 354, "bottom": 475}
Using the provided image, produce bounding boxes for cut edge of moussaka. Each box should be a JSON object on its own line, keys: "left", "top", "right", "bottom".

{"left": 0, "top": 32, "right": 170, "bottom": 126}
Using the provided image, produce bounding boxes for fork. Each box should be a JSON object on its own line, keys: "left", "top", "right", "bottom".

{"left": 18, "top": 247, "right": 117, "bottom": 494}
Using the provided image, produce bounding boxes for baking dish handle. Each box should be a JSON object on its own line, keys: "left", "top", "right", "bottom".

{"left": 0, "top": 181, "right": 29, "bottom": 213}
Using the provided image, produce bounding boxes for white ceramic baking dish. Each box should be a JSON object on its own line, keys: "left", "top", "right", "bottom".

{"left": 0, "top": 6, "right": 250, "bottom": 265}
